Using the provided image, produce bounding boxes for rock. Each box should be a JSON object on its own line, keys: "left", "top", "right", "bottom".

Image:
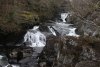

{"left": 39, "top": 62, "right": 46, "bottom": 67}
{"left": 0, "top": 55, "right": 9, "bottom": 67}
{"left": 38, "top": 36, "right": 100, "bottom": 67}
{"left": 7, "top": 64, "right": 13, "bottom": 67}
{"left": 79, "top": 46, "right": 96, "bottom": 61}
{"left": 68, "top": 0, "right": 100, "bottom": 38}
{"left": 75, "top": 61, "right": 100, "bottom": 67}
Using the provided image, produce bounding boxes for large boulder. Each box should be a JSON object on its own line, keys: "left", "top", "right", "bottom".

{"left": 39, "top": 36, "right": 100, "bottom": 67}
{"left": 68, "top": 0, "right": 100, "bottom": 38}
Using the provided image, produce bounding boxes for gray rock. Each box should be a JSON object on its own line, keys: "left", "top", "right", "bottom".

{"left": 75, "top": 61, "right": 100, "bottom": 67}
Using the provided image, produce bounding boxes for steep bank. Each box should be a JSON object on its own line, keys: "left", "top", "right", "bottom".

{"left": 0, "top": 0, "right": 100, "bottom": 67}
{"left": 39, "top": 36, "right": 100, "bottom": 67}
{"left": 0, "top": 0, "right": 68, "bottom": 44}
{"left": 0, "top": 0, "right": 100, "bottom": 44}
{"left": 68, "top": 0, "right": 100, "bottom": 37}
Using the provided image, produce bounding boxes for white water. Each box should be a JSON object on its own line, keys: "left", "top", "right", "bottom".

{"left": 66, "top": 28, "right": 79, "bottom": 37}
{"left": 24, "top": 26, "right": 46, "bottom": 47}
{"left": 0, "top": 55, "right": 19, "bottom": 67}
{"left": 48, "top": 13, "right": 79, "bottom": 37}
{"left": 24, "top": 13, "right": 79, "bottom": 53}
{"left": 5, "top": 64, "right": 19, "bottom": 67}
{"left": 0, "top": 55, "right": 3, "bottom": 59}
{"left": 24, "top": 13, "right": 79, "bottom": 48}
{"left": 61, "top": 13, "right": 69, "bottom": 22}
{"left": 48, "top": 26, "right": 56, "bottom": 36}
{"left": 22, "top": 12, "right": 80, "bottom": 67}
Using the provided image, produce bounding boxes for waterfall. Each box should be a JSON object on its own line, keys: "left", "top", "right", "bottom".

{"left": 23, "top": 12, "right": 79, "bottom": 67}
{"left": 66, "top": 28, "right": 79, "bottom": 37}
{"left": 61, "top": 13, "right": 69, "bottom": 22}
{"left": 48, "top": 13, "right": 79, "bottom": 37}
{"left": 24, "top": 12, "right": 79, "bottom": 54}
{"left": 0, "top": 55, "right": 3, "bottom": 59}
{"left": 24, "top": 26, "right": 46, "bottom": 47}
{"left": 24, "top": 13, "right": 79, "bottom": 46}
{"left": 48, "top": 26, "right": 56, "bottom": 36}
{"left": 24, "top": 26, "right": 46, "bottom": 54}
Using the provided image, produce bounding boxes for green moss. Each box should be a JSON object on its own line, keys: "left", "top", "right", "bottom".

{"left": 0, "top": 0, "right": 65, "bottom": 33}
{"left": 19, "top": 11, "right": 39, "bottom": 21}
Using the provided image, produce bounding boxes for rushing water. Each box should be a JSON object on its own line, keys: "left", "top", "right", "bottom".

{"left": 0, "top": 55, "right": 19, "bottom": 67}
{"left": 22, "top": 12, "right": 79, "bottom": 67}
{"left": 24, "top": 26, "right": 46, "bottom": 47}
{"left": 23, "top": 12, "right": 79, "bottom": 56}
{"left": 24, "top": 12, "right": 79, "bottom": 52}
{"left": 24, "top": 26, "right": 46, "bottom": 54}
{"left": 48, "top": 13, "right": 79, "bottom": 37}
{"left": 61, "top": 13, "right": 69, "bottom": 22}
{"left": 0, "top": 13, "right": 79, "bottom": 67}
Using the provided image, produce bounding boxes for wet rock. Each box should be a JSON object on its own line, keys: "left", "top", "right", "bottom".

{"left": 39, "top": 62, "right": 46, "bottom": 67}
{"left": 7, "top": 64, "right": 13, "bottom": 67}
{"left": 0, "top": 55, "right": 8, "bottom": 67}
{"left": 39, "top": 36, "right": 100, "bottom": 67}
{"left": 0, "top": 46, "right": 33, "bottom": 65}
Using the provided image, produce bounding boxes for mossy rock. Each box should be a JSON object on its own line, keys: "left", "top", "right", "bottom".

{"left": 19, "top": 11, "right": 39, "bottom": 21}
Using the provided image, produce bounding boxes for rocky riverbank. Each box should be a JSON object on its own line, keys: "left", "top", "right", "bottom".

{"left": 0, "top": 0, "right": 100, "bottom": 44}
{"left": 0, "top": 0, "right": 100, "bottom": 67}
{"left": 39, "top": 36, "right": 100, "bottom": 67}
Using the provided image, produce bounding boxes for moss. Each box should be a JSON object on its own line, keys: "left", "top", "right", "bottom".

{"left": 0, "top": 0, "right": 66, "bottom": 33}
{"left": 18, "top": 11, "right": 39, "bottom": 21}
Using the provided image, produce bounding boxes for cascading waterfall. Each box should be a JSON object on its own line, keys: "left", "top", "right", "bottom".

{"left": 61, "top": 13, "right": 69, "bottom": 22}
{"left": 48, "top": 26, "right": 57, "bottom": 36}
{"left": 24, "top": 26, "right": 46, "bottom": 47}
{"left": 23, "top": 12, "right": 79, "bottom": 67}
{"left": 23, "top": 26, "right": 46, "bottom": 66}
{"left": 24, "top": 13, "right": 79, "bottom": 49}
{"left": 24, "top": 26, "right": 46, "bottom": 53}
{"left": 48, "top": 13, "right": 79, "bottom": 37}
{"left": 67, "top": 28, "right": 79, "bottom": 37}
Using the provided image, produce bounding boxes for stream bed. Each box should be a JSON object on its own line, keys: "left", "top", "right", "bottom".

{"left": 0, "top": 13, "right": 79, "bottom": 67}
